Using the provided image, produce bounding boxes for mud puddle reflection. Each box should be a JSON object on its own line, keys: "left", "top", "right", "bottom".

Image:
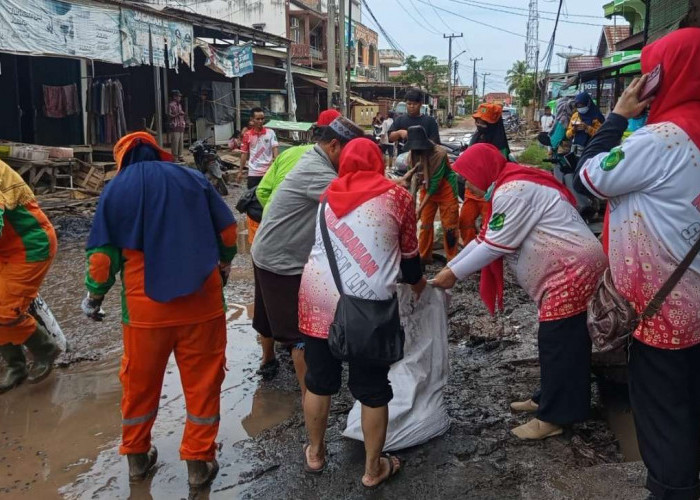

{"left": 2, "top": 304, "right": 297, "bottom": 499}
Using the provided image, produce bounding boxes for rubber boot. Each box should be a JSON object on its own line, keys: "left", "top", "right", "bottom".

{"left": 0, "top": 343, "right": 28, "bottom": 394}
{"left": 24, "top": 325, "right": 60, "bottom": 384}
{"left": 127, "top": 446, "right": 158, "bottom": 482}
{"left": 187, "top": 458, "right": 219, "bottom": 488}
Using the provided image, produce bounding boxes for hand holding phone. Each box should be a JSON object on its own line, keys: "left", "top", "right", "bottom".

{"left": 640, "top": 64, "right": 663, "bottom": 101}
{"left": 613, "top": 71, "right": 659, "bottom": 119}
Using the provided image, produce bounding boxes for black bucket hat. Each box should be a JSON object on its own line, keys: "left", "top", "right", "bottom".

{"left": 404, "top": 125, "right": 433, "bottom": 151}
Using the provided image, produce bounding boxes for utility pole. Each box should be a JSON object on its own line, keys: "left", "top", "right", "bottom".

{"left": 481, "top": 72, "right": 491, "bottom": 102}
{"left": 234, "top": 34, "right": 241, "bottom": 131}
{"left": 338, "top": 0, "right": 347, "bottom": 114}
{"left": 444, "top": 33, "right": 463, "bottom": 116}
{"left": 346, "top": 0, "right": 353, "bottom": 116}
{"left": 470, "top": 57, "right": 482, "bottom": 112}
{"left": 326, "top": 0, "right": 336, "bottom": 109}
{"left": 533, "top": 47, "right": 540, "bottom": 114}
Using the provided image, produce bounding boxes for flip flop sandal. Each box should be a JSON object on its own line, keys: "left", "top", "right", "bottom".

{"left": 256, "top": 359, "right": 279, "bottom": 380}
{"left": 363, "top": 453, "right": 401, "bottom": 490}
{"left": 303, "top": 444, "right": 326, "bottom": 475}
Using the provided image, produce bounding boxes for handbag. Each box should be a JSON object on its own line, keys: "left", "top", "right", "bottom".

{"left": 235, "top": 187, "right": 263, "bottom": 223}
{"left": 588, "top": 236, "right": 700, "bottom": 352}
{"left": 318, "top": 200, "right": 405, "bottom": 366}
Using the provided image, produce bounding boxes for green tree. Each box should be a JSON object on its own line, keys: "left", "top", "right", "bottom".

{"left": 505, "top": 60, "right": 529, "bottom": 93}
{"left": 391, "top": 55, "right": 449, "bottom": 95}
{"left": 506, "top": 60, "right": 535, "bottom": 107}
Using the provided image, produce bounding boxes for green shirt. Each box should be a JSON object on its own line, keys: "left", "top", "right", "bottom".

{"left": 257, "top": 144, "right": 314, "bottom": 216}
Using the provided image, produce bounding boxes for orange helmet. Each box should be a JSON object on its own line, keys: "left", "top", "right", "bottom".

{"left": 472, "top": 103, "right": 503, "bottom": 124}
{"left": 113, "top": 131, "right": 174, "bottom": 171}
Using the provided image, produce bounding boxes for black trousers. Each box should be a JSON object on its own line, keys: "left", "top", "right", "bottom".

{"left": 629, "top": 339, "right": 700, "bottom": 500}
{"left": 533, "top": 312, "right": 592, "bottom": 425}
{"left": 304, "top": 335, "right": 393, "bottom": 408}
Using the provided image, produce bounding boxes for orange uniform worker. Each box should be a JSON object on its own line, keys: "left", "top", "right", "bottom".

{"left": 405, "top": 126, "right": 460, "bottom": 263}
{"left": 0, "top": 160, "right": 59, "bottom": 393}
{"left": 460, "top": 103, "right": 511, "bottom": 246}
{"left": 81, "top": 132, "right": 237, "bottom": 489}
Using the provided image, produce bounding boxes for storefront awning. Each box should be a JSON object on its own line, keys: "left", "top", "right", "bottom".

{"left": 265, "top": 120, "right": 314, "bottom": 132}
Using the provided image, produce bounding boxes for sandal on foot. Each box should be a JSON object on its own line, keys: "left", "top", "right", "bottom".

{"left": 256, "top": 359, "right": 279, "bottom": 380}
{"left": 362, "top": 453, "right": 401, "bottom": 489}
{"left": 303, "top": 444, "right": 326, "bottom": 474}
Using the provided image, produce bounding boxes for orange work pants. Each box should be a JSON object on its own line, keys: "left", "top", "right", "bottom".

{"left": 0, "top": 258, "right": 53, "bottom": 345}
{"left": 418, "top": 182, "right": 460, "bottom": 262}
{"left": 119, "top": 315, "right": 227, "bottom": 461}
{"left": 459, "top": 198, "right": 490, "bottom": 246}
{"left": 247, "top": 216, "right": 259, "bottom": 245}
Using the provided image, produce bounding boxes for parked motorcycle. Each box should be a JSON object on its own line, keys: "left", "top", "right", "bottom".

{"left": 189, "top": 137, "right": 229, "bottom": 196}
{"left": 537, "top": 132, "right": 604, "bottom": 234}
{"left": 504, "top": 114, "right": 522, "bottom": 135}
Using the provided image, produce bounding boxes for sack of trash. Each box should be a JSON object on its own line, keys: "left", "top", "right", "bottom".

{"left": 29, "top": 294, "right": 67, "bottom": 352}
{"left": 343, "top": 284, "right": 450, "bottom": 451}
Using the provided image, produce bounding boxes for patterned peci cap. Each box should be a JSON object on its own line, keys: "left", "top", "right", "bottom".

{"left": 328, "top": 116, "right": 365, "bottom": 141}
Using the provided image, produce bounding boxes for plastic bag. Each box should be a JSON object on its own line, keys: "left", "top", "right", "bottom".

{"left": 29, "top": 294, "right": 67, "bottom": 352}
{"left": 342, "top": 284, "right": 450, "bottom": 451}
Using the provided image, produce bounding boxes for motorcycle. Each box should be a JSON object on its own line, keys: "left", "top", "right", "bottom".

{"left": 189, "top": 137, "right": 229, "bottom": 196}
{"left": 504, "top": 114, "right": 522, "bottom": 135}
{"left": 537, "top": 132, "right": 605, "bottom": 234}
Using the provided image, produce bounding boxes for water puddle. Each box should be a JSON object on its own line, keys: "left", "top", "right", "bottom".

{"left": 1, "top": 304, "right": 298, "bottom": 499}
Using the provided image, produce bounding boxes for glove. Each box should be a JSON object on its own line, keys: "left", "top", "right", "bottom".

{"left": 81, "top": 293, "right": 105, "bottom": 321}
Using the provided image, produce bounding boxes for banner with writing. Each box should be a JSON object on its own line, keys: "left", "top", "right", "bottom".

{"left": 196, "top": 39, "right": 254, "bottom": 78}
{"left": 0, "top": 0, "right": 122, "bottom": 63}
{"left": 120, "top": 8, "right": 193, "bottom": 71}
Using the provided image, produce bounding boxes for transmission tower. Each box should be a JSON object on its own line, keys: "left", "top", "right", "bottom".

{"left": 525, "top": 0, "right": 539, "bottom": 71}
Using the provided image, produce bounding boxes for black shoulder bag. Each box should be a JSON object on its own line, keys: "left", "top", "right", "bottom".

{"left": 318, "top": 200, "right": 405, "bottom": 366}
{"left": 235, "top": 187, "right": 263, "bottom": 223}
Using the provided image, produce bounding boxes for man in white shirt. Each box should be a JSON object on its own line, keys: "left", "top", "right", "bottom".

{"left": 239, "top": 107, "right": 279, "bottom": 187}
{"left": 540, "top": 106, "right": 555, "bottom": 133}
{"left": 379, "top": 111, "right": 395, "bottom": 167}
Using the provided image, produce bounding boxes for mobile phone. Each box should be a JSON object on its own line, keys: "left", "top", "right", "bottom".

{"left": 639, "top": 64, "right": 663, "bottom": 101}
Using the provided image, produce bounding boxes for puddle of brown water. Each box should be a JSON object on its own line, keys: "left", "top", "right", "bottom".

{"left": 1, "top": 304, "right": 298, "bottom": 499}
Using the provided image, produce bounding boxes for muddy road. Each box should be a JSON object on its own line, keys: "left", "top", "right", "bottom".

{"left": 1, "top": 192, "right": 648, "bottom": 499}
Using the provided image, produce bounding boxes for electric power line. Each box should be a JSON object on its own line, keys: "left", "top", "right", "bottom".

{"left": 443, "top": 0, "right": 604, "bottom": 19}
{"left": 408, "top": 0, "right": 445, "bottom": 35}
{"left": 361, "top": 0, "right": 406, "bottom": 52}
{"left": 443, "top": 0, "right": 608, "bottom": 27}
{"left": 395, "top": 0, "right": 442, "bottom": 35}
{"left": 411, "top": 1, "right": 590, "bottom": 52}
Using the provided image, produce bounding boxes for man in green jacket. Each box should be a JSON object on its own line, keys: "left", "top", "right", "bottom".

{"left": 256, "top": 110, "right": 340, "bottom": 218}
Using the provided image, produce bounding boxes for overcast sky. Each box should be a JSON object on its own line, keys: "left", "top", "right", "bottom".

{"left": 363, "top": 0, "right": 625, "bottom": 93}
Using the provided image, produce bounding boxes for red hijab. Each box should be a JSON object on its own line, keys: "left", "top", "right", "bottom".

{"left": 600, "top": 28, "right": 700, "bottom": 255}
{"left": 452, "top": 143, "right": 576, "bottom": 314}
{"left": 642, "top": 28, "right": 700, "bottom": 146}
{"left": 324, "top": 138, "right": 395, "bottom": 217}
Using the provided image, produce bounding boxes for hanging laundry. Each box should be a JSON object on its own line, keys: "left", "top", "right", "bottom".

{"left": 43, "top": 84, "right": 79, "bottom": 118}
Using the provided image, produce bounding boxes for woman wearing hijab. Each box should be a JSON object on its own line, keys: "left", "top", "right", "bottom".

{"left": 434, "top": 143, "right": 607, "bottom": 440}
{"left": 575, "top": 28, "right": 700, "bottom": 499}
{"left": 299, "top": 138, "right": 426, "bottom": 487}
{"left": 550, "top": 97, "right": 576, "bottom": 152}
{"left": 81, "top": 132, "right": 238, "bottom": 488}
{"left": 566, "top": 92, "right": 604, "bottom": 154}
{"left": 405, "top": 126, "right": 460, "bottom": 263}
{"left": 460, "top": 103, "right": 512, "bottom": 247}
